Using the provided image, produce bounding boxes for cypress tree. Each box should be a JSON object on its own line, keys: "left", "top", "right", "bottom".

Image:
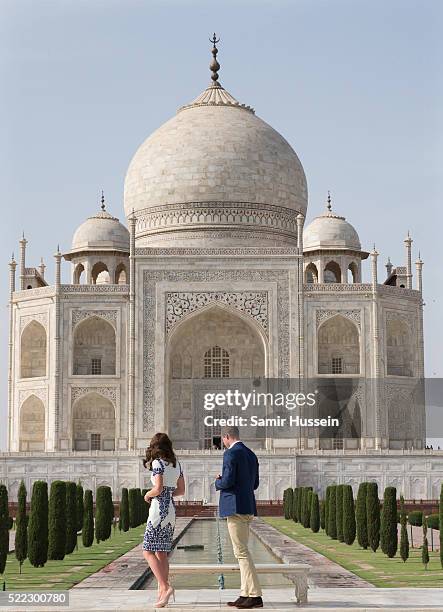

{"left": 305, "top": 490, "right": 313, "bottom": 528}
{"left": 297, "top": 486, "right": 303, "bottom": 525}
{"left": 422, "top": 518, "right": 430, "bottom": 570}
{"left": 65, "top": 482, "right": 78, "bottom": 554}
{"left": 286, "top": 488, "right": 294, "bottom": 520}
{"left": 15, "top": 481, "right": 28, "bottom": 574}
{"left": 108, "top": 491, "right": 116, "bottom": 531}
{"left": 320, "top": 499, "right": 325, "bottom": 530}
{"left": 343, "top": 484, "right": 356, "bottom": 545}
{"left": 82, "top": 490, "right": 94, "bottom": 547}
{"left": 292, "top": 488, "right": 298, "bottom": 523}
{"left": 95, "top": 486, "right": 112, "bottom": 543}
{"left": 0, "top": 485, "right": 10, "bottom": 578}
{"left": 440, "top": 484, "right": 443, "bottom": 568}
{"left": 328, "top": 485, "right": 337, "bottom": 539}
{"left": 283, "top": 489, "right": 288, "bottom": 519}
{"left": 128, "top": 488, "right": 138, "bottom": 528}
{"left": 399, "top": 495, "right": 409, "bottom": 562}
{"left": 27, "top": 481, "right": 48, "bottom": 567}
{"left": 324, "top": 486, "right": 331, "bottom": 536}
{"left": 141, "top": 489, "right": 149, "bottom": 523}
{"left": 356, "top": 482, "right": 368, "bottom": 549}
{"left": 48, "top": 481, "right": 66, "bottom": 560}
{"left": 380, "top": 486, "right": 397, "bottom": 558}
{"left": 336, "top": 485, "right": 344, "bottom": 542}
{"left": 120, "top": 488, "right": 129, "bottom": 531}
{"left": 366, "top": 482, "right": 380, "bottom": 552}
{"left": 76, "top": 483, "right": 84, "bottom": 535}
{"left": 310, "top": 492, "right": 320, "bottom": 533}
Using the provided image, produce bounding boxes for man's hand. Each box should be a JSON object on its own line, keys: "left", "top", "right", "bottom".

{"left": 216, "top": 474, "right": 221, "bottom": 481}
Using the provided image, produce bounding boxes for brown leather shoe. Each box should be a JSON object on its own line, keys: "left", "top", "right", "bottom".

{"left": 236, "top": 597, "right": 263, "bottom": 608}
{"left": 228, "top": 596, "right": 247, "bottom": 607}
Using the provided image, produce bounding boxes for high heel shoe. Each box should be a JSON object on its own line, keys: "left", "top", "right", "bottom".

{"left": 156, "top": 586, "right": 175, "bottom": 608}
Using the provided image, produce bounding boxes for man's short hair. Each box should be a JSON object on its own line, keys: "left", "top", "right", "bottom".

{"left": 221, "top": 426, "right": 240, "bottom": 439}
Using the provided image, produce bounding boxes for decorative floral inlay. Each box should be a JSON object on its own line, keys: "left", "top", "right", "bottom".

{"left": 71, "top": 309, "right": 118, "bottom": 330}
{"left": 20, "top": 313, "right": 48, "bottom": 332}
{"left": 166, "top": 291, "right": 268, "bottom": 335}
{"left": 71, "top": 386, "right": 118, "bottom": 406}
{"left": 316, "top": 309, "right": 361, "bottom": 329}
{"left": 19, "top": 387, "right": 47, "bottom": 405}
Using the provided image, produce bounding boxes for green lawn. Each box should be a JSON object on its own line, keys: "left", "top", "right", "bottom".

{"left": 2, "top": 525, "right": 146, "bottom": 591}
{"left": 265, "top": 517, "right": 443, "bottom": 588}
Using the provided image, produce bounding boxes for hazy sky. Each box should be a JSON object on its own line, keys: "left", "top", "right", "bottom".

{"left": 1, "top": 0, "right": 442, "bottom": 449}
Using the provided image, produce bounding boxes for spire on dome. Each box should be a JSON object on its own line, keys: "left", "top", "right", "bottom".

{"left": 101, "top": 190, "right": 106, "bottom": 211}
{"left": 210, "top": 33, "right": 221, "bottom": 85}
{"left": 326, "top": 191, "right": 332, "bottom": 212}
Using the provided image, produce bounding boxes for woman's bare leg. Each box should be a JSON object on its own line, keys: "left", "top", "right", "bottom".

{"left": 143, "top": 550, "right": 169, "bottom": 595}
{"left": 155, "top": 551, "right": 169, "bottom": 589}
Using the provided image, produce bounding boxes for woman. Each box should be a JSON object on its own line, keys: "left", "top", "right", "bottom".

{"left": 143, "top": 432, "right": 185, "bottom": 607}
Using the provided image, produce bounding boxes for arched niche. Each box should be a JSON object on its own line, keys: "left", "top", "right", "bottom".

{"left": 115, "top": 263, "right": 127, "bottom": 285}
{"left": 167, "top": 305, "right": 266, "bottom": 449}
{"left": 20, "top": 394, "right": 45, "bottom": 450}
{"left": 73, "top": 263, "right": 85, "bottom": 284}
{"left": 20, "top": 321, "right": 47, "bottom": 378}
{"left": 73, "top": 316, "right": 116, "bottom": 375}
{"left": 318, "top": 315, "right": 360, "bottom": 374}
{"left": 72, "top": 392, "right": 115, "bottom": 451}
{"left": 324, "top": 261, "right": 342, "bottom": 283}
{"left": 305, "top": 262, "right": 318, "bottom": 284}
{"left": 386, "top": 318, "right": 413, "bottom": 376}
{"left": 91, "top": 262, "right": 110, "bottom": 285}
{"left": 347, "top": 261, "right": 358, "bottom": 283}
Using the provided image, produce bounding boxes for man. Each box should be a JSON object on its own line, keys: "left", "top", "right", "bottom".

{"left": 215, "top": 426, "right": 263, "bottom": 609}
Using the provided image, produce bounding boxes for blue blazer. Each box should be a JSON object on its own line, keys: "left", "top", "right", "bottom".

{"left": 215, "top": 441, "right": 259, "bottom": 518}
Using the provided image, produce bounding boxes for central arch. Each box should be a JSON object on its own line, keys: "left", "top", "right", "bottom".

{"left": 72, "top": 392, "right": 116, "bottom": 451}
{"left": 166, "top": 305, "right": 267, "bottom": 450}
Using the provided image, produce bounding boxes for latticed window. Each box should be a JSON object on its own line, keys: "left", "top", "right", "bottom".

{"left": 91, "top": 358, "right": 102, "bottom": 375}
{"left": 332, "top": 435, "right": 344, "bottom": 450}
{"left": 331, "top": 357, "right": 343, "bottom": 374}
{"left": 204, "top": 346, "right": 229, "bottom": 378}
{"left": 91, "top": 433, "right": 101, "bottom": 450}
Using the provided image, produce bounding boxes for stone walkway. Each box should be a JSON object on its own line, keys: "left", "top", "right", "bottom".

{"left": 251, "top": 519, "right": 371, "bottom": 588}
{"left": 3, "top": 587, "right": 443, "bottom": 611}
{"left": 73, "top": 518, "right": 194, "bottom": 590}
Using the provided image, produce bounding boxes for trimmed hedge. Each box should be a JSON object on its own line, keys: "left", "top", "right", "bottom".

{"left": 422, "top": 519, "right": 430, "bottom": 569}
{"left": 76, "top": 483, "right": 84, "bottom": 535}
{"left": 95, "top": 486, "right": 113, "bottom": 543}
{"left": 408, "top": 510, "right": 423, "bottom": 527}
{"left": 336, "top": 484, "right": 344, "bottom": 542}
{"left": 292, "top": 488, "right": 299, "bottom": 523}
{"left": 120, "top": 488, "right": 130, "bottom": 532}
{"left": 15, "top": 481, "right": 28, "bottom": 573}
{"left": 399, "top": 494, "right": 409, "bottom": 563}
{"left": 310, "top": 492, "right": 320, "bottom": 533}
{"left": 426, "top": 514, "right": 439, "bottom": 530}
{"left": 356, "top": 482, "right": 368, "bottom": 549}
{"left": 324, "top": 486, "right": 331, "bottom": 536}
{"left": 48, "top": 481, "right": 66, "bottom": 560}
{"left": 129, "top": 488, "right": 140, "bottom": 528}
{"left": 65, "top": 482, "right": 78, "bottom": 554}
{"left": 305, "top": 490, "right": 312, "bottom": 528}
{"left": 342, "top": 484, "right": 356, "bottom": 545}
{"left": 0, "top": 484, "right": 10, "bottom": 576}
{"left": 320, "top": 499, "right": 325, "bottom": 531}
{"left": 82, "top": 490, "right": 94, "bottom": 548}
{"left": 380, "top": 486, "right": 397, "bottom": 558}
{"left": 28, "top": 481, "right": 48, "bottom": 567}
{"left": 328, "top": 485, "right": 337, "bottom": 539}
{"left": 366, "top": 482, "right": 380, "bottom": 552}
{"left": 286, "top": 488, "right": 294, "bottom": 520}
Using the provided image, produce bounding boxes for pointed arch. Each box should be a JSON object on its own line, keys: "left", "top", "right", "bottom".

{"left": 305, "top": 262, "right": 318, "bottom": 284}
{"left": 72, "top": 392, "right": 115, "bottom": 451}
{"left": 386, "top": 318, "right": 413, "bottom": 376}
{"left": 20, "top": 320, "right": 47, "bottom": 378}
{"left": 20, "top": 394, "right": 45, "bottom": 450}
{"left": 347, "top": 261, "right": 358, "bottom": 283}
{"left": 318, "top": 314, "right": 360, "bottom": 374}
{"left": 73, "top": 263, "right": 85, "bottom": 284}
{"left": 91, "top": 262, "right": 110, "bottom": 285}
{"left": 73, "top": 316, "right": 116, "bottom": 375}
{"left": 115, "top": 263, "right": 127, "bottom": 285}
{"left": 324, "top": 261, "right": 341, "bottom": 283}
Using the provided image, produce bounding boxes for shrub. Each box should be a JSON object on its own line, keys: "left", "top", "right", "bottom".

{"left": 366, "top": 482, "right": 380, "bottom": 552}
{"left": 356, "top": 482, "right": 368, "bottom": 549}
{"left": 336, "top": 485, "right": 344, "bottom": 542}
{"left": 82, "top": 490, "right": 94, "bottom": 548}
{"left": 283, "top": 488, "right": 290, "bottom": 519}
{"left": 305, "top": 490, "right": 312, "bottom": 528}
{"left": 408, "top": 510, "right": 423, "bottom": 526}
{"left": 380, "top": 486, "right": 397, "bottom": 558}
{"left": 119, "top": 488, "right": 130, "bottom": 532}
{"left": 310, "top": 492, "right": 320, "bottom": 533}
{"left": 440, "top": 484, "right": 443, "bottom": 568}
{"left": 48, "top": 481, "right": 66, "bottom": 560}
{"left": 286, "top": 488, "right": 294, "bottom": 520}
{"left": 95, "top": 486, "right": 112, "bottom": 543}
{"left": 65, "top": 482, "right": 78, "bottom": 554}
{"left": 292, "top": 488, "right": 299, "bottom": 523}
{"left": 0, "top": 484, "right": 10, "bottom": 577}
{"left": 27, "top": 481, "right": 48, "bottom": 567}
{"left": 320, "top": 499, "right": 325, "bottom": 530}
{"left": 76, "top": 483, "right": 84, "bottom": 534}
{"left": 422, "top": 519, "right": 430, "bottom": 570}
{"left": 15, "top": 481, "right": 28, "bottom": 574}
{"left": 399, "top": 495, "right": 409, "bottom": 563}
{"left": 342, "top": 484, "right": 356, "bottom": 545}
{"left": 328, "top": 486, "right": 337, "bottom": 539}
{"left": 128, "top": 488, "right": 140, "bottom": 528}
{"left": 141, "top": 489, "right": 150, "bottom": 523}
{"left": 324, "top": 486, "right": 331, "bottom": 536}
{"left": 426, "top": 514, "right": 439, "bottom": 530}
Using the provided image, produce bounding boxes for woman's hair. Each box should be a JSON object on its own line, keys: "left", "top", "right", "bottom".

{"left": 143, "top": 432, "right": 177, "bottom": 470}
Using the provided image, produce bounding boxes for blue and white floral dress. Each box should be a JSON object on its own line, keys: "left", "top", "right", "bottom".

{"left": 143, "top": 458, "right": 182, "bottom": 552}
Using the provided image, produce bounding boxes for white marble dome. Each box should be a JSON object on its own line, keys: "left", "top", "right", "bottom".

{"left": 124, "top": 81, "right": 308, "bottom": 246}
{"left": 71, "top": 207, "right": 130, "bottom": 254}
{"left": 303, "top": 204, "right": 361, "bottom": 252}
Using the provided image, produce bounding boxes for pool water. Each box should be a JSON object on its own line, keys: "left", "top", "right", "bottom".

{"left": 142, "top": 518, "right": 291, "bottom": 589}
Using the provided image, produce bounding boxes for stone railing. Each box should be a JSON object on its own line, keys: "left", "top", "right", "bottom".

{"left": 13, "top": 286, "right": 55, "bottom": 300}
{"left": 61, "top": 284, "right": 129, "bottom": 294}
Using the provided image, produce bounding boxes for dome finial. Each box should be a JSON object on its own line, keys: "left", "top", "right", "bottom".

{"left": 326, "top": 191, "right": 332, "bottom": 212}
{"left": 101, "top": 190, "right": 106, "bottom": 211}
{"left": 209, "top": 33, "right": 221, "bottom": 86}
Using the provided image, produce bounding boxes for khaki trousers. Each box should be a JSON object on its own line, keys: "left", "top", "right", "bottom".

{"left": 226, "top": 514, "right": 262, "bottom": 597}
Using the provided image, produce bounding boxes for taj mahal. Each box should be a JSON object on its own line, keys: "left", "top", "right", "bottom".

{"left": 2, "top": 39, "right": 441, "bottom": 503}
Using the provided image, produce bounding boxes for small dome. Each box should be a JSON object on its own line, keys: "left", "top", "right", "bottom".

{"left": 71, "top": 205, "right": 130, "bottom": 254}
{"left": 303, "top": 200, "right": 361, "bottom": 252}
